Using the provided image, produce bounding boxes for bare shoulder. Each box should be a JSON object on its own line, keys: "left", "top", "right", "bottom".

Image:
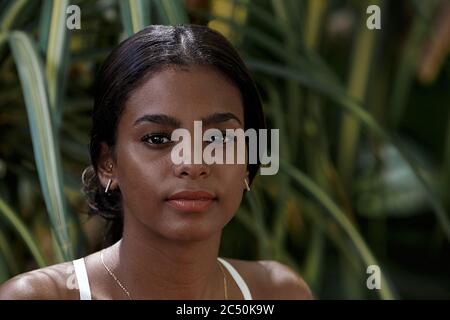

{"left": 0, "top": 261, "right": 78, "bottom": 300}
{"left": 225, "top": 258, "right": 313, "bottom": 300}
{"left": 259, "top": 260, "right": 313, "bottom": 299}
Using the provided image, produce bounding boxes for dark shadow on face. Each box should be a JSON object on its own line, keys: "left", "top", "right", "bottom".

{"left": 111, "top": 65, "right": 248, "bottom": 242}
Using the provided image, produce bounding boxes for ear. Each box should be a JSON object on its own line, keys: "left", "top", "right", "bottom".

{"left": 96, "top": 142, "right": 118, "bottom": 190}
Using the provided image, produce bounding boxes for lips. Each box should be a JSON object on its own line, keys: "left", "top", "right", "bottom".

{"left": 166, "top": 191, "right": 216, "bottom": 212}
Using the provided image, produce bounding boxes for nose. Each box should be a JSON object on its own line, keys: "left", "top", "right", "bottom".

{"left": 173, "top": 162, "right": 211, "bottom": 179}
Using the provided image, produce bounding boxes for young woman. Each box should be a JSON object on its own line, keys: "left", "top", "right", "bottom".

{"left": 0, "top": 25, "right": 312, "bottom": 300}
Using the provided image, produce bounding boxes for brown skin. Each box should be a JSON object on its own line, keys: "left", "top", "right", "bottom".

{"left": 0, "top": 65, "right": 313, "bottom": 300}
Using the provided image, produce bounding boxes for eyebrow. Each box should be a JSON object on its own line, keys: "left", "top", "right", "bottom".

{"left": 202, "top": 112, "right": 242, "bottom": 126}
{"left": 133, "top": 112, "right": 242, "bottom": 127}
{"left": 133, "top": 114, "right": 181, "bottom": 128}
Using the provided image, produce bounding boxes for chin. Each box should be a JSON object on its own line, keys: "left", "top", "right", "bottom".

{"left": 158, "top": 220, "right": 223, "bottom": 242}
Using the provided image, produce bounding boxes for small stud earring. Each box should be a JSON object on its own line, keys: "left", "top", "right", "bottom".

{"left": 105, "top": 179, "right": 112, "bottom": 194}
{"left": 244, "top": 178, "right": 250, "bottom": 192}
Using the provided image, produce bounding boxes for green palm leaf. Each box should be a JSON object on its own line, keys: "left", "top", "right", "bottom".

{"left": 246, "top": 59, "right": 450, "bottom": 243}
{"left": 281, "top": 161, "right": 396, "bottom": 300}
{"left": 119, "top": 0, "right": 151, "bottom": 36}
{"left": 39, "top": 0, "right": 70, "bottom": 128}
{"left": 153, "top": 0, "right": 188, "bottom": 25}
{"left": 8, "top": 31, "right": 73, "bottom": 261}
{"left": 0, "top": 197, "right": 46, "bottom": 268}
{"left": 0, "top": 0, "right": 29, "bottom": 30}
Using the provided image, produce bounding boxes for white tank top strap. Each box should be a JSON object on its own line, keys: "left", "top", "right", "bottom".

{"left": 73, "top": 258, "right": 92, "bottom": 300}
{"left": 217, "top": 257, "right": 253, "bottom": 300}
{"left": 72, "top": 256, "right": 251, "bottom": 300}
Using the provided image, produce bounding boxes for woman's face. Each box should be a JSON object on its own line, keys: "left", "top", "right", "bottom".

{"left": 102, "top": 65, "right": 248, "bottom": 241}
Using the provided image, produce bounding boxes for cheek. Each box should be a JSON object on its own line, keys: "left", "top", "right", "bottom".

{"left": 115, "top": 142, "right": 170, "bottom": 211}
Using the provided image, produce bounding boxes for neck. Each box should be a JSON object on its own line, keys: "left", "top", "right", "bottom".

{"left": 105, "top": 212, "right": 225, "bottom": 299}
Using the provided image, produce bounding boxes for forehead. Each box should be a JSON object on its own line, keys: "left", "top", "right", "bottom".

{"left": 120, "top": 65, "right": 244, "bottom": 126}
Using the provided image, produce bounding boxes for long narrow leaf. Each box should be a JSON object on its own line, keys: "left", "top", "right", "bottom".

{"left": 42, "top": 0, "right": 70, "bottom": 128}
{"left": 337, "top": 0, "right": 378, "bottom": 187}
{"left": 0, "top": 226, "right": 18, "bottom": 275}
{"left": 8, "top": 31, "right": 73, "bottom": 261}
{"left": 0, "top": 0, "right": 29, "bottom": 30}
{"left": 0, "top": 197, "right": 47, "bottom": 268}
{"left": 389, "top": 0, "right": 439, "bottom": 128}
{"left": 38, "top": 0, "right": 52, "bottom": 53}
{"left": 281, "top": 161, "right": 396, "bottom": 300}
{"left": 247, "top": 59, "right": 450, "bottom": 242}
{"left": 153, "top": 0, "right": 188, "bottom": 25}
{"left": 119, "top": 0, "right": 151, "bottom": 36}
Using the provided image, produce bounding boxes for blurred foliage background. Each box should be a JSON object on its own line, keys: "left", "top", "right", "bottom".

{"left": 0, "top": 0, "right": 449, "bottom": 299}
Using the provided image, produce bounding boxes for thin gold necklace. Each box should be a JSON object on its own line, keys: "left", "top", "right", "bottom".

{"left": 217, "top": 259, "right": 229, "bottom": 300}
{"left": 100, "top": 250, "right": 228, "bottom": 300}
{"left": 100, "top": 250, "right": 132, "bottom": 299}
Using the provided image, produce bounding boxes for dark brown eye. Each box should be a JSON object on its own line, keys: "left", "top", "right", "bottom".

{"left": 142, "top": 134, "right": 171, "bottom": 145}
{"left": 205, "top": 131, "right": 235, "bottom": 144}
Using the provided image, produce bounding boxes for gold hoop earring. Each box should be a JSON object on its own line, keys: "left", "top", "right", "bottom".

{"left": 244, "top": 178, "right": 250, "bottom": 192}
{"left": 105, "top": 179, "right": 112, "bottom": 194}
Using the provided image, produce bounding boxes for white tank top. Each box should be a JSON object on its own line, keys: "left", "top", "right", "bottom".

{"left": 72, "top": 256, "right": 253, "bottom": 300}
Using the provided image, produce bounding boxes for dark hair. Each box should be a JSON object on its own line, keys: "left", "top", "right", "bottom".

{"left": 82, "top": 25, "right": 266, "bottom": 244}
